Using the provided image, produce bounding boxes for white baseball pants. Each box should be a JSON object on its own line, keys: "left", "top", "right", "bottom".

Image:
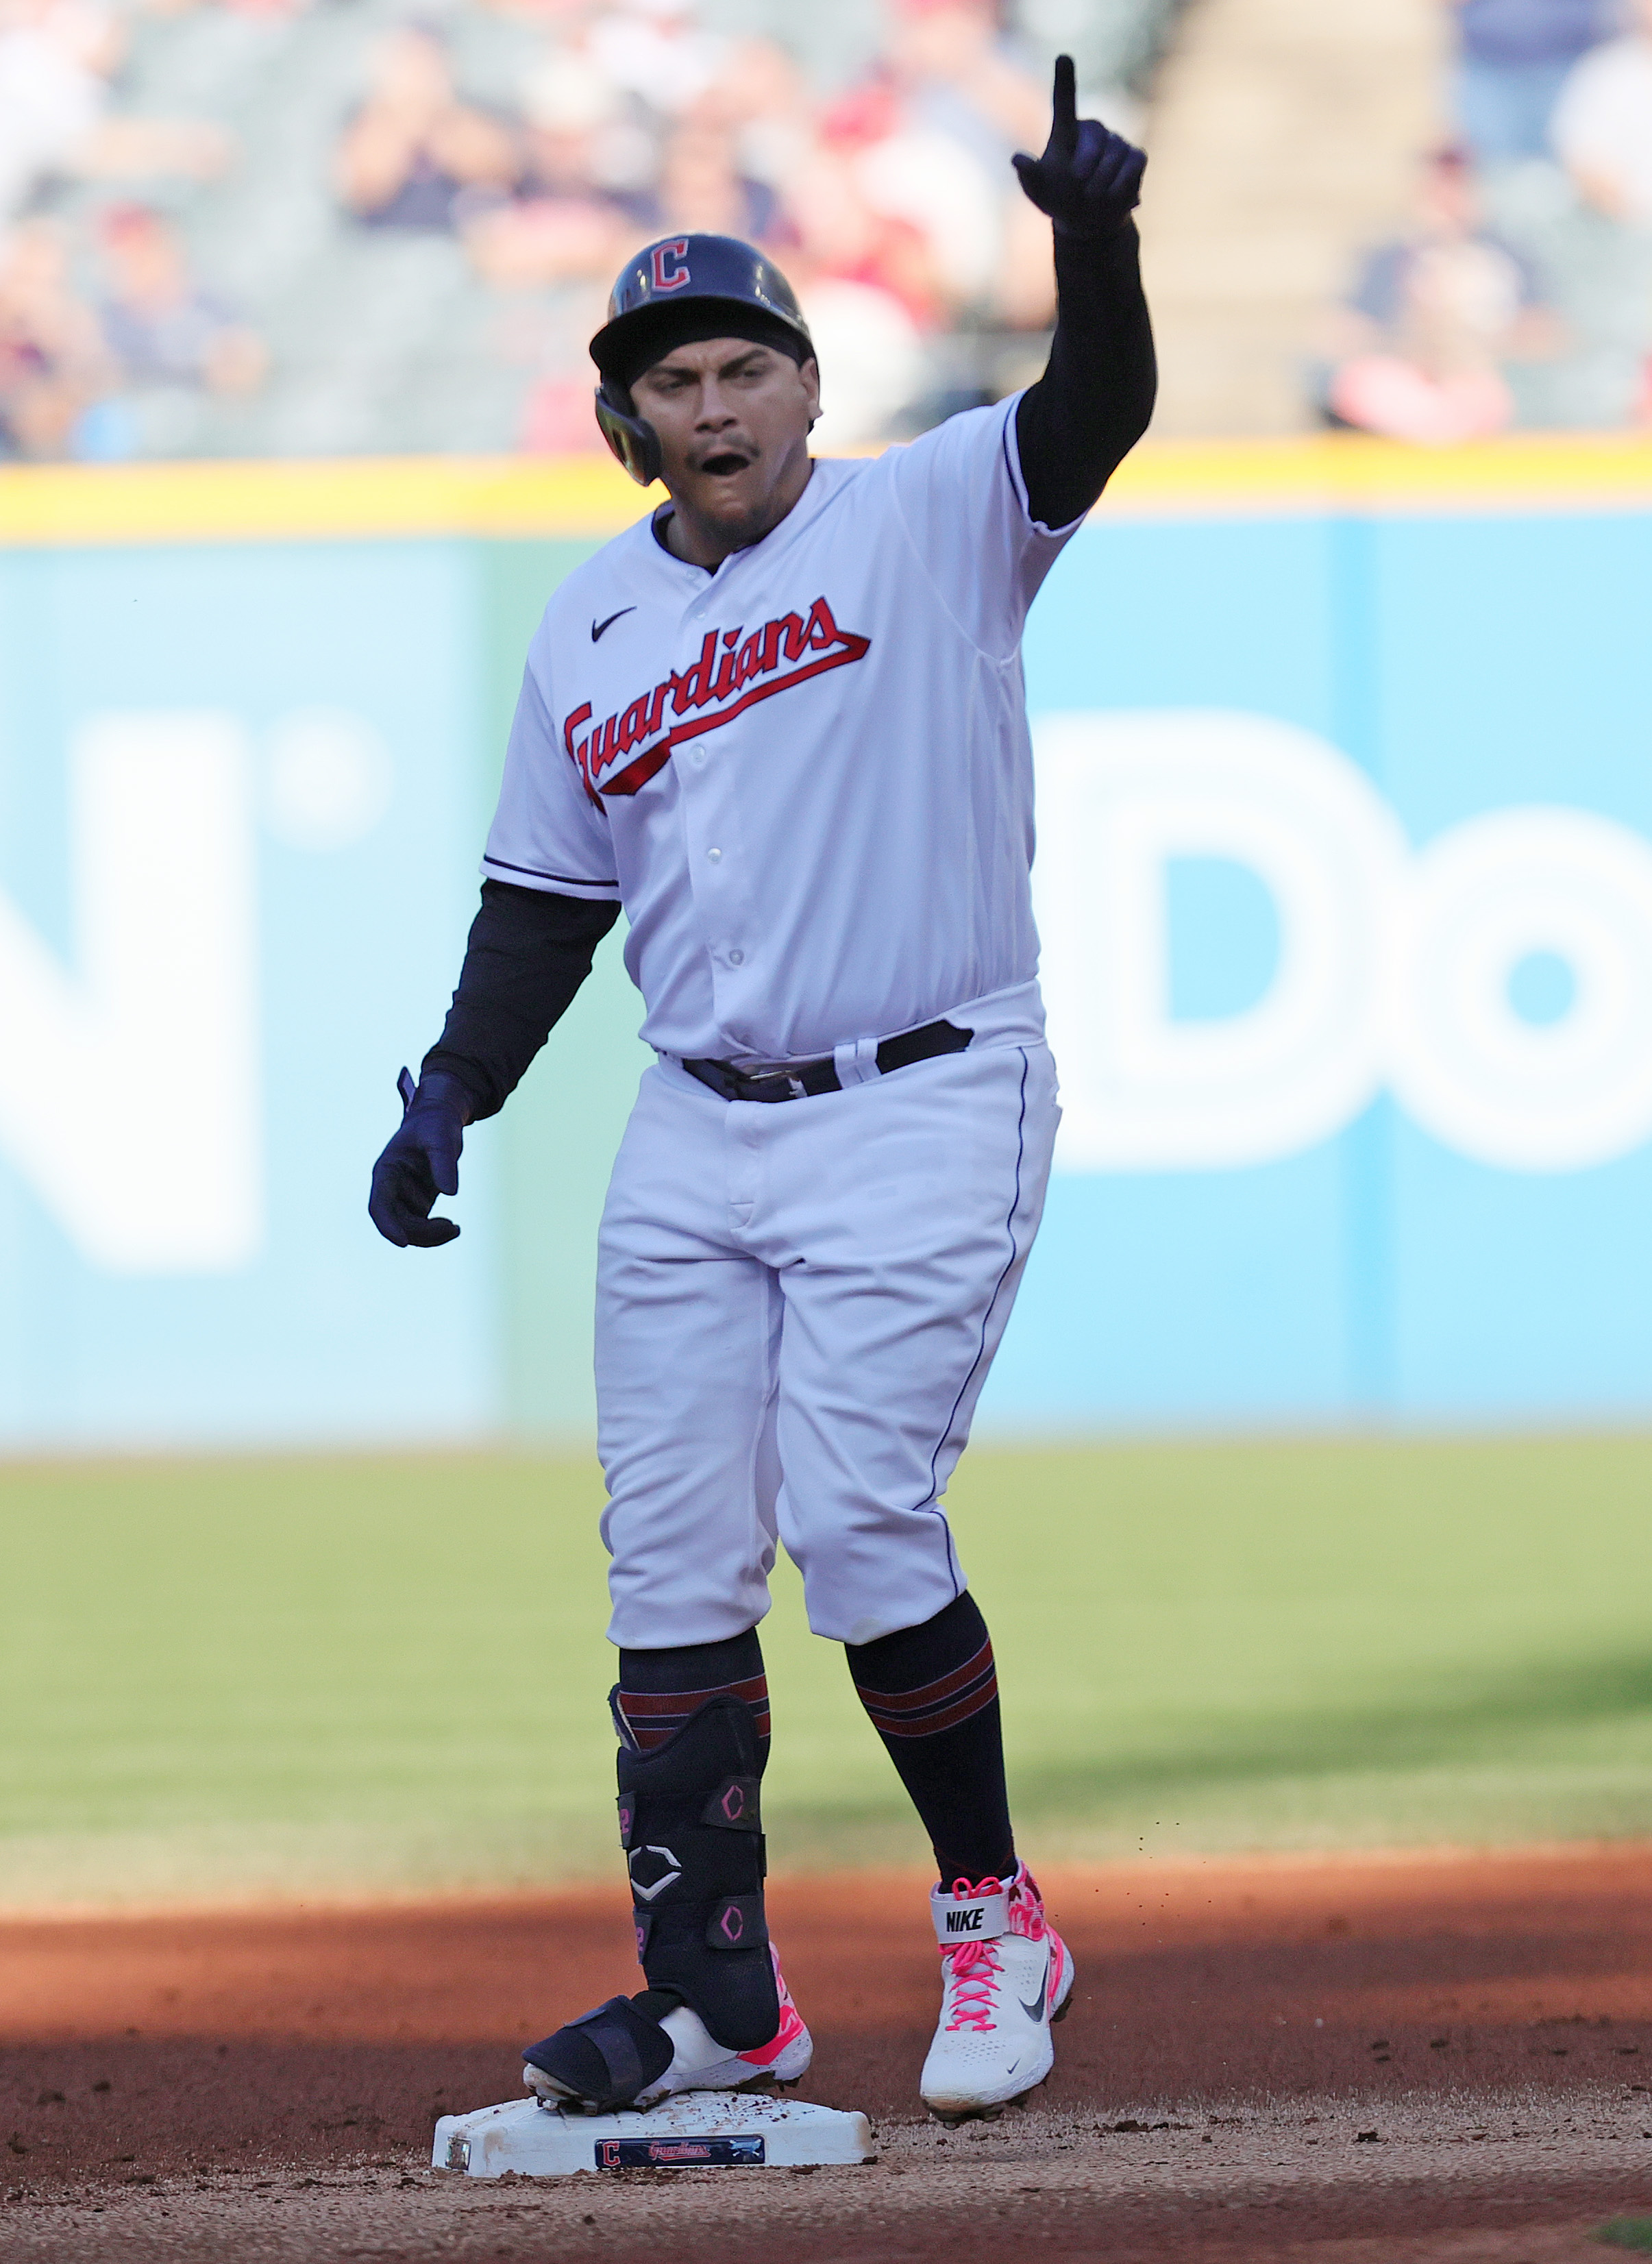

{"left": 595, "top": 1041, "right": 1059, "bottom": 1649}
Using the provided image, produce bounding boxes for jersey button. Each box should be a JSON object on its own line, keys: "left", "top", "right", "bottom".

{"left": 728, "top": 948, "right": 744, "bottom": 965}
{"left": 706, "top": 847, "right": 722, "bottom": 862}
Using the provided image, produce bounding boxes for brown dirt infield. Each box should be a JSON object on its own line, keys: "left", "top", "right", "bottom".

{"left": 7, "top": 1843, "right": 1652, "bottom": 2260}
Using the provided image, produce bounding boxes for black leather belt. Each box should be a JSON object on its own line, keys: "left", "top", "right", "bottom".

{"left": 682, "top": 1018, "right": 973, "bottom": 1104}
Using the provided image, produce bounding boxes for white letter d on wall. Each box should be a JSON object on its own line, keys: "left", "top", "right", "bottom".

{"left": 1035, "top": 710, "right": 1407, "bottom": 1172}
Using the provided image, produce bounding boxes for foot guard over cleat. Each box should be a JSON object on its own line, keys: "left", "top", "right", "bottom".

{"left": 523, "top": 1947, "right": 812, "bottom": 2111}
{"left": 521, "top": 1995, "right": 674, "bottom": 2114}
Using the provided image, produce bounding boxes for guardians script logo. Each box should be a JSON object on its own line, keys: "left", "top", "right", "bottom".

{"left": 563, "top": 594, "right": 871, "bottom": 800}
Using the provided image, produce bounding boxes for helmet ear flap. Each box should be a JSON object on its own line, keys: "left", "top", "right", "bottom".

{"left": 595, "top": 382, "right": 662, "bottom": 487}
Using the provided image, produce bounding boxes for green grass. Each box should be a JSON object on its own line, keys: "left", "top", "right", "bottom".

{"left": 5, "top": 1436, "right": 1652, "bottom": 1907}
{"left": 1594, "top": 2223, "right": 1652, "bottom": 2252}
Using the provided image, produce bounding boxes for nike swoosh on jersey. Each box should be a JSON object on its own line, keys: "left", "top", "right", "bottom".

{"left": 565, "top": 594, "right": 872, "bottom": 802}
{"left": 591, "top": 607, "right": 637, "bottom": 642}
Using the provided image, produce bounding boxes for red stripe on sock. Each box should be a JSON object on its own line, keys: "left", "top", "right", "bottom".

{"left": 859, "top": 1672, "right": 998, "bottom": 1739}
{"left": 852, "top": 1640, "right": 995, "bottom": 1717}
{"left": 618, "top": 1675, "right": 770, "bottom": 1751}
{"left": 858, "top": 1665, "right": 996, "bottom": 1727}
{"left": 619, "top": 1675, "right": 768, "bottom": 1717}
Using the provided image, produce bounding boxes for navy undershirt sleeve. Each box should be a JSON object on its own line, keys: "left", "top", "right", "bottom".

{"left": 1015, "top": 219, "right": 1156, "bottom": 530}
{"left": 421, "top": 880, "right": 620, "bottom": 1120}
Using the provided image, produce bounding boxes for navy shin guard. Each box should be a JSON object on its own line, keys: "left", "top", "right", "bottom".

{"left": 617, "top": 1688, "right": 779, "bottom": 2052}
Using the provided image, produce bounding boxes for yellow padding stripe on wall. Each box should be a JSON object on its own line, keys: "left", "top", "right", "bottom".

{"left": 3, "top": 434, "right": 1652, "bottom": 547}
{"left": 0, "top": 454, "right": 648, "bottom": 547}
{"left": 1104, "top": 432, "right": 1652, "bottom": 517}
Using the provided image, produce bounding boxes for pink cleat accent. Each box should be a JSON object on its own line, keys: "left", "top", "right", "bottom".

{"left": 920, "top": 1862, "right": 1074, "bottom": 2121}
{"left": 524, "top": 1945, "right": 813, "bottom": 2109}
{"left": 733, "top": 1954, "right": 810, "bottom": 2071}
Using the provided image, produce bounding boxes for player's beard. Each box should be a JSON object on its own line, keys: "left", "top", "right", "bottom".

{"left": 673, "top": 438, "right": 812, "bottom": 556}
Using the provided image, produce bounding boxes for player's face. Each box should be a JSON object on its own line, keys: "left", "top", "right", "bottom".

{"left": 632, "top": 338, "right": 820, "bottom": 552}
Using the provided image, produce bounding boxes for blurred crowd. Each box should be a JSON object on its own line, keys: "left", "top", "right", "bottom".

{"left": 329, "top": 2, "right": 1065, "bottom": 450}
{"left": 7, "top": 0, "right": 1648, "bottom": 462}
{"left": 1324, "top": 0, "right": 1652, "bottom": 439}
{"left": 0, "top": 0, "right": 1157, "bottom": 461}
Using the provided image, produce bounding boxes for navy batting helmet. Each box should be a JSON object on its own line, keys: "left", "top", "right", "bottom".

{"left": 590, "top": 234, "right": 815, "bottom": 487}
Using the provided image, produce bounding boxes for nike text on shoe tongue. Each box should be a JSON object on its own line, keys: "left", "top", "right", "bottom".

{"left": 930, "top": 1878, "right": 1010, "bottom": 1947}
{"left": 920, "top": 1867, "right": 1075, "bottom": 2121}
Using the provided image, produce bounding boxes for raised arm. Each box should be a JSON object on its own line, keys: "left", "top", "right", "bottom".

{"left": 1012, "top": 56, "right": 1157, "bottom": 530}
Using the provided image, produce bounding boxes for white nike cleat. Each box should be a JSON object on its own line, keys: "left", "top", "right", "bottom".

{"left": 919, "top": 1862, "right": 1074, "bottom": 2122}
{"left": 523, "top": 1945, "right": 812, "bottom": 2109}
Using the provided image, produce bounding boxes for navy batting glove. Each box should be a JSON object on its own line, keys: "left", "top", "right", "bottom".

{"left": 369, "top": 1068, "right": 469, "bottom": 1248}
{"left": 1012, "top": 53, "right": 1146, "bottom": 238}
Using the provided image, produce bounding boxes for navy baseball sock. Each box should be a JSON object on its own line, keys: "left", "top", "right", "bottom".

{"left": 846, "top": 1593, "right": 1015, "bottom": 1885}
{"left": 614, "top": 1629, "right": 770, "bottom": 1769}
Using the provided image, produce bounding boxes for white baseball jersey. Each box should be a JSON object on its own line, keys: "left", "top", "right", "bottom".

{"left": 484, "top": 395, "right": 1082, "bottom": 1068}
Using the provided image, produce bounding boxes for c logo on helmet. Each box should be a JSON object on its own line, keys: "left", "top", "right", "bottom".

{"left": 651, "top": 239, "right": 691, "bottom": 292}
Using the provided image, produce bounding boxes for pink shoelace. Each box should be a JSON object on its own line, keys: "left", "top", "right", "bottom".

{"left": 940, "top": 1873, "right": 1046, "bottom": 2034}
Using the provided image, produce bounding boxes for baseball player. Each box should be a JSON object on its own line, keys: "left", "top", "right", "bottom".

{"left": 370, "top": 59, "right": 1153, "bottom": 2122}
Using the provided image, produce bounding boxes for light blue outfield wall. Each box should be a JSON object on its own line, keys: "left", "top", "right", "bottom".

{"left": 0, "top": 501, "right": 1649, "bottom": 1444}
{"left": 0, "top": 541, "right": 504, "bottom": 1444}
{"left": 994, "top": 506, "right": 1652, "bottom": 1429}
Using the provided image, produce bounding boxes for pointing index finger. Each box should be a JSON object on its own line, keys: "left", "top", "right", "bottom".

{"left": 1050, "top": 52, "right": 1078, "bottom": 158}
